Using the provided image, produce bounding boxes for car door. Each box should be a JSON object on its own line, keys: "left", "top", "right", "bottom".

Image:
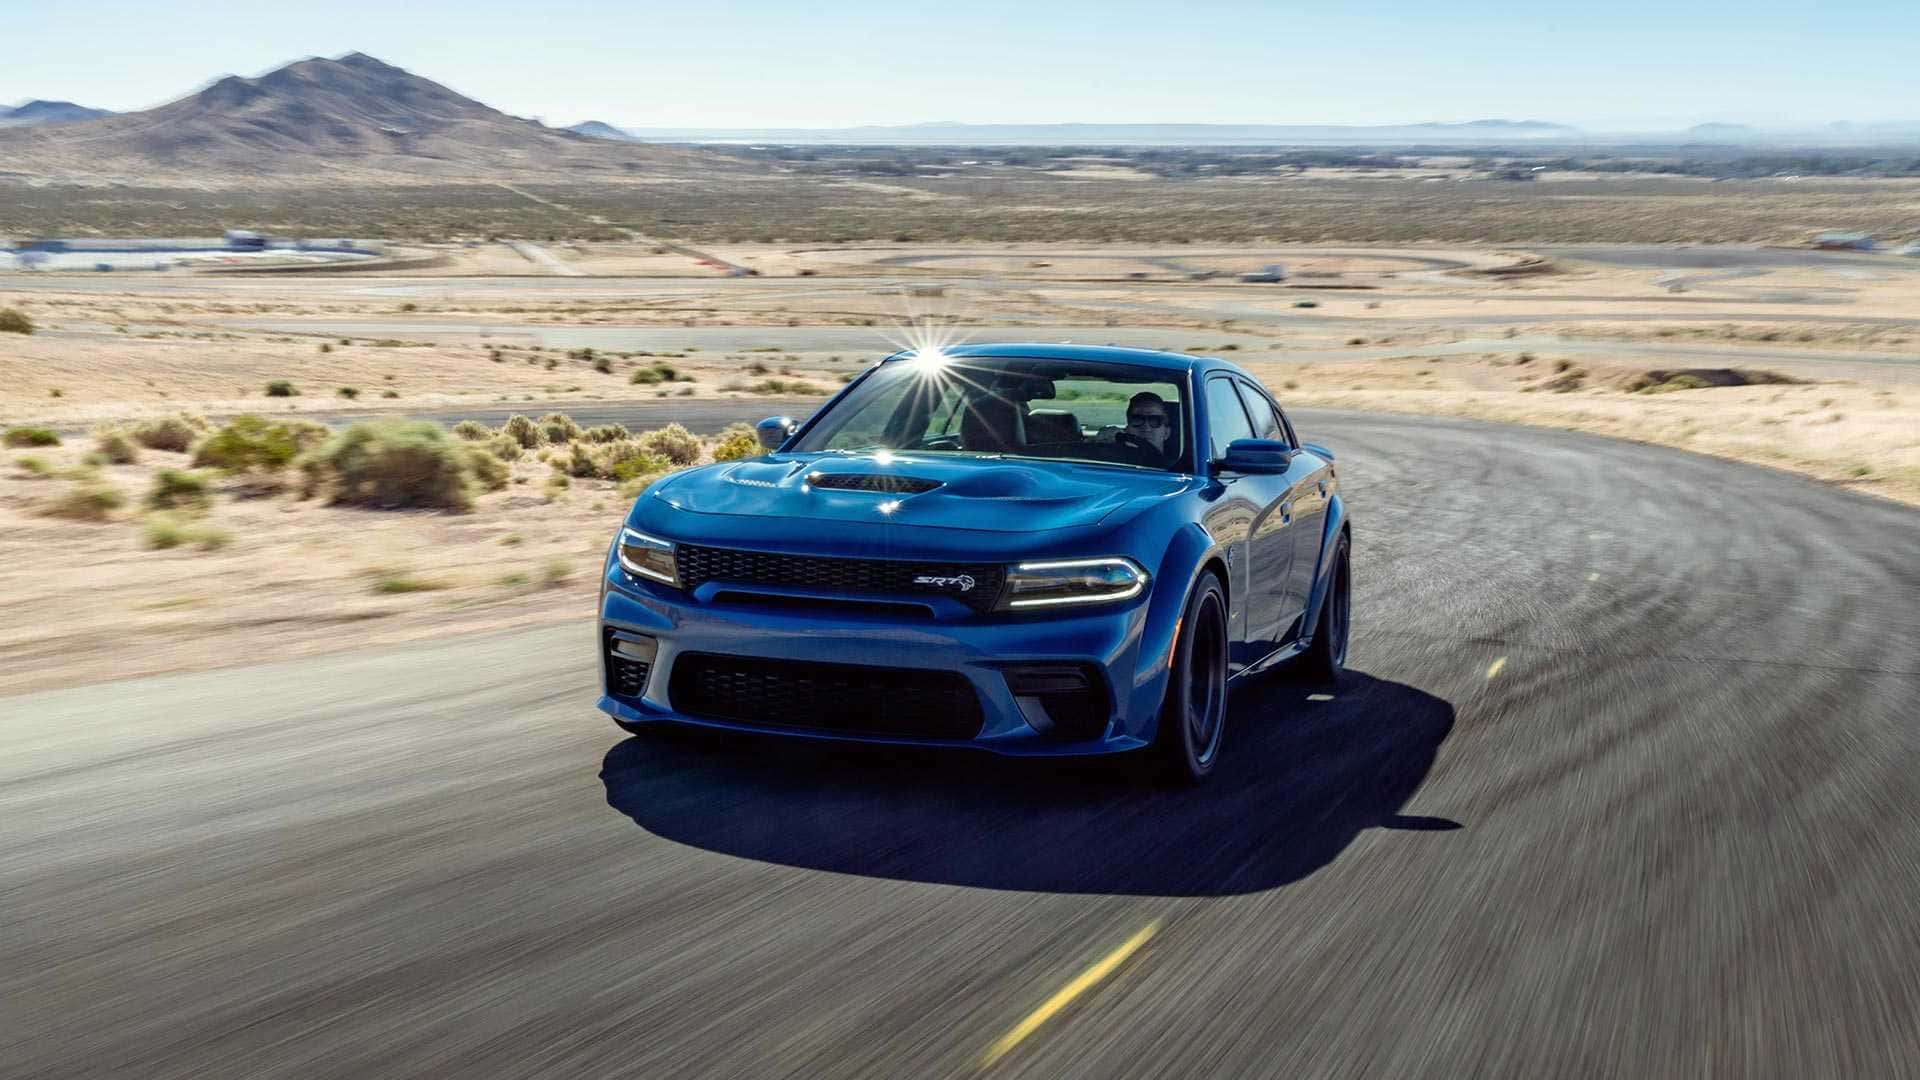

{"left": 1203, "top": 375, "right": 1292, "bottom": 666}
{"left": 1235, "top": 379, "right": 1323, "bottom": 641}
{"left": 1271, "top": 398, "right": 1332, "bottom": 632}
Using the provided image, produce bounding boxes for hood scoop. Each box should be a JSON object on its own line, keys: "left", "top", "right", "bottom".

{"left": 806, "top": 472, "right": 943, "bottom": 495}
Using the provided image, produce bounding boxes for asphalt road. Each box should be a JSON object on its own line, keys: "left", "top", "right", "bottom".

{"left": 6, "top": 409, "right": 1920, "bottom": 1078}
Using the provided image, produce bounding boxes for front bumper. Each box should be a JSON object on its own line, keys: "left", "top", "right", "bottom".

{"left": 596, "top": 569, "right": 1166, "bottom": 756}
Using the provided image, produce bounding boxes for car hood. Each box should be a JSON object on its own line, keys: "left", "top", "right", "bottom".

{"left": 650, "top": 452, "right": 1190, "bottom": 534}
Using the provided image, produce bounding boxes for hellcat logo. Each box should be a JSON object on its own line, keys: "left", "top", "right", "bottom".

{"left": 913, "top": 574, "right": 977, "bottom": 592}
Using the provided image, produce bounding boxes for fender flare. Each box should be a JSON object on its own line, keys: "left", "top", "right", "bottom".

{"left": 1121, "top": 522, "right": 1234, "bottom": 743}
{"left": 1297, "top": 492, "right": 1350, "bottom": 648}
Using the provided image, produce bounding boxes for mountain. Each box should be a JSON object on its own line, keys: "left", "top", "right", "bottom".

{"left": 1685, "top": 122, "right": 1760, "bottom": 140}
{"left": 567, "top": 120, "right": 638, "bottom": 141}
{"left": 602, "top": 119, "right": 1586, "bottom": 146}
{"left": 0, "top": 100, "right": 114, "bottom": 127}
{"left": 0, "top": 52, "right": 741, "bottom": 183}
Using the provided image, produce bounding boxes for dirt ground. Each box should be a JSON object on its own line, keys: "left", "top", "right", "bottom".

{"left": 5, "top": 240, "right": 1919, "bottom": 692}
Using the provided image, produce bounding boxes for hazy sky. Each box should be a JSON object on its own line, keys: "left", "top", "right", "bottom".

{"left": 4, "top": 1, "right": 1915, "bottom": 130}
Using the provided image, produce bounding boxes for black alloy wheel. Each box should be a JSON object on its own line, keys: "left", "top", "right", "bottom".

{"left": 1303, "top": 532, "right": 1351, "bottom": 681}
{"left": 1156, "top": 573, "right": 1230, "bottom": 783}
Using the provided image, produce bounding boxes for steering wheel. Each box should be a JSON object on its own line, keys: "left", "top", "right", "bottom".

{"left": 1111, "top": 431, "right": 1161, "bottom": 465}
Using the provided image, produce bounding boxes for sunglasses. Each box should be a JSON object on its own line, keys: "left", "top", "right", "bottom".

{"left": 1127, "top": 413, "right": 1168, "bottom": 428}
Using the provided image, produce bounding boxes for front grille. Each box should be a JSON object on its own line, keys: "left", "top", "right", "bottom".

{"left": 670, "top": 653, "right": 984, "bottom": 739}
{"left": 675, "top": 544, "right": 1004, "bottom": 615}
{"left": 806, "top": 473, "right": 943, "bottom": 494}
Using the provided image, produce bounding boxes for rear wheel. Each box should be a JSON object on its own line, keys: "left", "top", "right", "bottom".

{"left": 1153, "top": 573, "right": 1229, "bottom": 783}
{"left": 1302, "top": 533, "right": 1351, "bottom": 682}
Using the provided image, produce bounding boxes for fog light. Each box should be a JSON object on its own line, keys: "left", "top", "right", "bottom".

{"left": 1004, "top": 664, "right": 1109, "bottom": 740}
{"left": 607, "top": 632, "right": 658, "bottom": 699}
{"left": 611, "top": 635, "right": 658, "bottom": 662}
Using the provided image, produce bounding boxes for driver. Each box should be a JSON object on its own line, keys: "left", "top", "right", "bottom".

{"left": 1117, "top": 391, "right": 1172, "bottom": 462}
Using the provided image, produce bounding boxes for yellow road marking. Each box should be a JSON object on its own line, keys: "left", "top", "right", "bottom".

{"left": 1486, "top": 656, "right": 1508, "bottom": 679}
{"left": 981, "top": 921, "right": 1161, "bottom": 1067}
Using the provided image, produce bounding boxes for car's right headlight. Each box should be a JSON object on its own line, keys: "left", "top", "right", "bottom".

{"left": 617, "top": 527, "right": 679, "bottom": 587}
{"left": 999, "top": 557, "right": 1149, "bottom": 610}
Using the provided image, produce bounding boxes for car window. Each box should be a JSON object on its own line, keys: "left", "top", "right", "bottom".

{"left": 819, "top": 370, "right": 954, "bottom": 449}
{"left": 1205, "top": 377, "right": 1256, "bottom": 461}
{"left": 791, "top": 356, "right": 1193, "bottom": 472}
{"left": 1233, "top": 380, "right": 1285, "bottom": 443}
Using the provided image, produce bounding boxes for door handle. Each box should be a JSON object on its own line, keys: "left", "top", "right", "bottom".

{"left": 1317, "top": 478, "right": 1328, "bottom": 497}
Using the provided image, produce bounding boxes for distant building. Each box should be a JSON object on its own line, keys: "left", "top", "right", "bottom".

{"left": 1813, "top": 231, "right": 1874, "bottom": 250}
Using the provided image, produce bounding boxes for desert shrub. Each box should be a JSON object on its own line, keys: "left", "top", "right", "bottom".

{"left": 582, "top": 424, "right": 630, "bottom": 443}
{"left": 710, "top": 423, "right": 762, "bottom": 462}
{"left": 484, "top": 434, "right": 524, "bottom": 462}
{"left": 265, "top": 380, "right": 299, "bottom": 397}
{"left": 142, "top": 513, "right": 226, "bottom": 550}
{"left": 562, "top": 443, "right": 600, "bottom": 478}
{"left": 724, "top": 378, "right": 821, "bottom": 395}
{"left": 639, "top": 423, "right": 701, "bottom": 466}
{"left": 43, "top": 479, "right": 126, "bottom": 521}
{"left": 0, "top": 307, "right": 33, "bottom": 335}
{"left": 5, "top": 426, "right": 60, "bottom": 447}
{"left": 629, "top": 362, "right": 680, "bottom": 385}
{"left": 337, "top": 386, "right": 360, "bottom": 399}
{"left": 191, "top": 416, "right": 322, "bottom": 474}
{"left": 319, "top": 342, "right": 332, "bottom": 354}
{"left": 147, "top": 468, "right": 210, "bottom": 512}
{"left": 1638, "top": 374, "right": 1713, "bottom": 394}
{"left": 132, "top": 413, "right": 209, "bottom": 452}
{"left": 93, "top": 426, "right": 141, "bottom": 464}
{"left": 747, "top": 360, "right": 772, "bottom": 375}
{"left": 464, "top": 446, "right": 511, "bottom": 492}
{"left": 537, "top": 411, "right": 581, "bottom": 444}
{"left": 502, "top": 414, "right": 543, "bottom": 449}
{"left": 14, "top": 455, "right": 52, "bottom": 477}
{"left": 300, "top": 420, "right": 475, "bottom": 511}
{"left": 592, "top": 354, "right": 613, "bottom": 375}
{"left": 380, "top": 389, "right": 400, "bottom": 399}
{"left": 451, "top": 419, "right": 491, "bottom": 441}
{"left": 543, "top": 557, "right": 572, "bottom": 585}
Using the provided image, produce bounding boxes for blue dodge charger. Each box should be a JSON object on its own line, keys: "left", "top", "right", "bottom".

{"left": 597, "top": 344, "right": 1350, "bottom": 781}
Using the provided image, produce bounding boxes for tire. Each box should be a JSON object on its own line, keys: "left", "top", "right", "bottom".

{"left": 1153, "top": 572, "right": 1230, "bottom": 783}
{"left": 1302, "top": 532, "right": 1351, "bottom": 683}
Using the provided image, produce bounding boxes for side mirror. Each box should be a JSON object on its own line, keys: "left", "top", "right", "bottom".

{"left": 1217, "top": 438, "right": 1295, "bottom": 474}
{"left": 755, "top": 416, "right": 797, "bottom": 451}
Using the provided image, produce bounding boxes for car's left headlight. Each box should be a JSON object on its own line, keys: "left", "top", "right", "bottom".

{"left": 617, "top": 527, "right": 679, "bottom": 587}
{"left": 999, "top": 557, "right": 1149, "bottom": 609}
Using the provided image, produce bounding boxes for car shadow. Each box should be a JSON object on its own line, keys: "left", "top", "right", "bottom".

{"left": 599, "top": 670, "right": 1458, "bottom": 897}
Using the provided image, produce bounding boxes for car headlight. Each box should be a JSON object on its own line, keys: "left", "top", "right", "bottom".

{"left": 617, "top": 527, "right": 679, "bottom": 586}
{"left": 999, "top": 557, "right": 1148, "bottom": 609}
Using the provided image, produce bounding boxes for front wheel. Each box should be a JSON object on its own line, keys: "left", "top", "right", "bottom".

{"left": 1153, "top": 573, "right": 1230, "bottom": 783}
{"left": 1302, "top": 532, "right": 1351, "bottom": 682}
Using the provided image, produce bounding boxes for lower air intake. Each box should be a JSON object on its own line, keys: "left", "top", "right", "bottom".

{"left": 670, "top": 653, "right": 983, "bottom": 740}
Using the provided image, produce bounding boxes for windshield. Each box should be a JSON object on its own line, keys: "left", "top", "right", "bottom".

{"left": 790, "top": 355, "right": 1193, "bottom": 472}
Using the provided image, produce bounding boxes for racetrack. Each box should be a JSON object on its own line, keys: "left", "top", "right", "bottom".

{"left": 6, "top": 409, "right": 1920, "bottom": 1077}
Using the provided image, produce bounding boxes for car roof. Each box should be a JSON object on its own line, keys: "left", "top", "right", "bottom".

{"left": 881, "top": 341, "right": 1240, "bottom": 376}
